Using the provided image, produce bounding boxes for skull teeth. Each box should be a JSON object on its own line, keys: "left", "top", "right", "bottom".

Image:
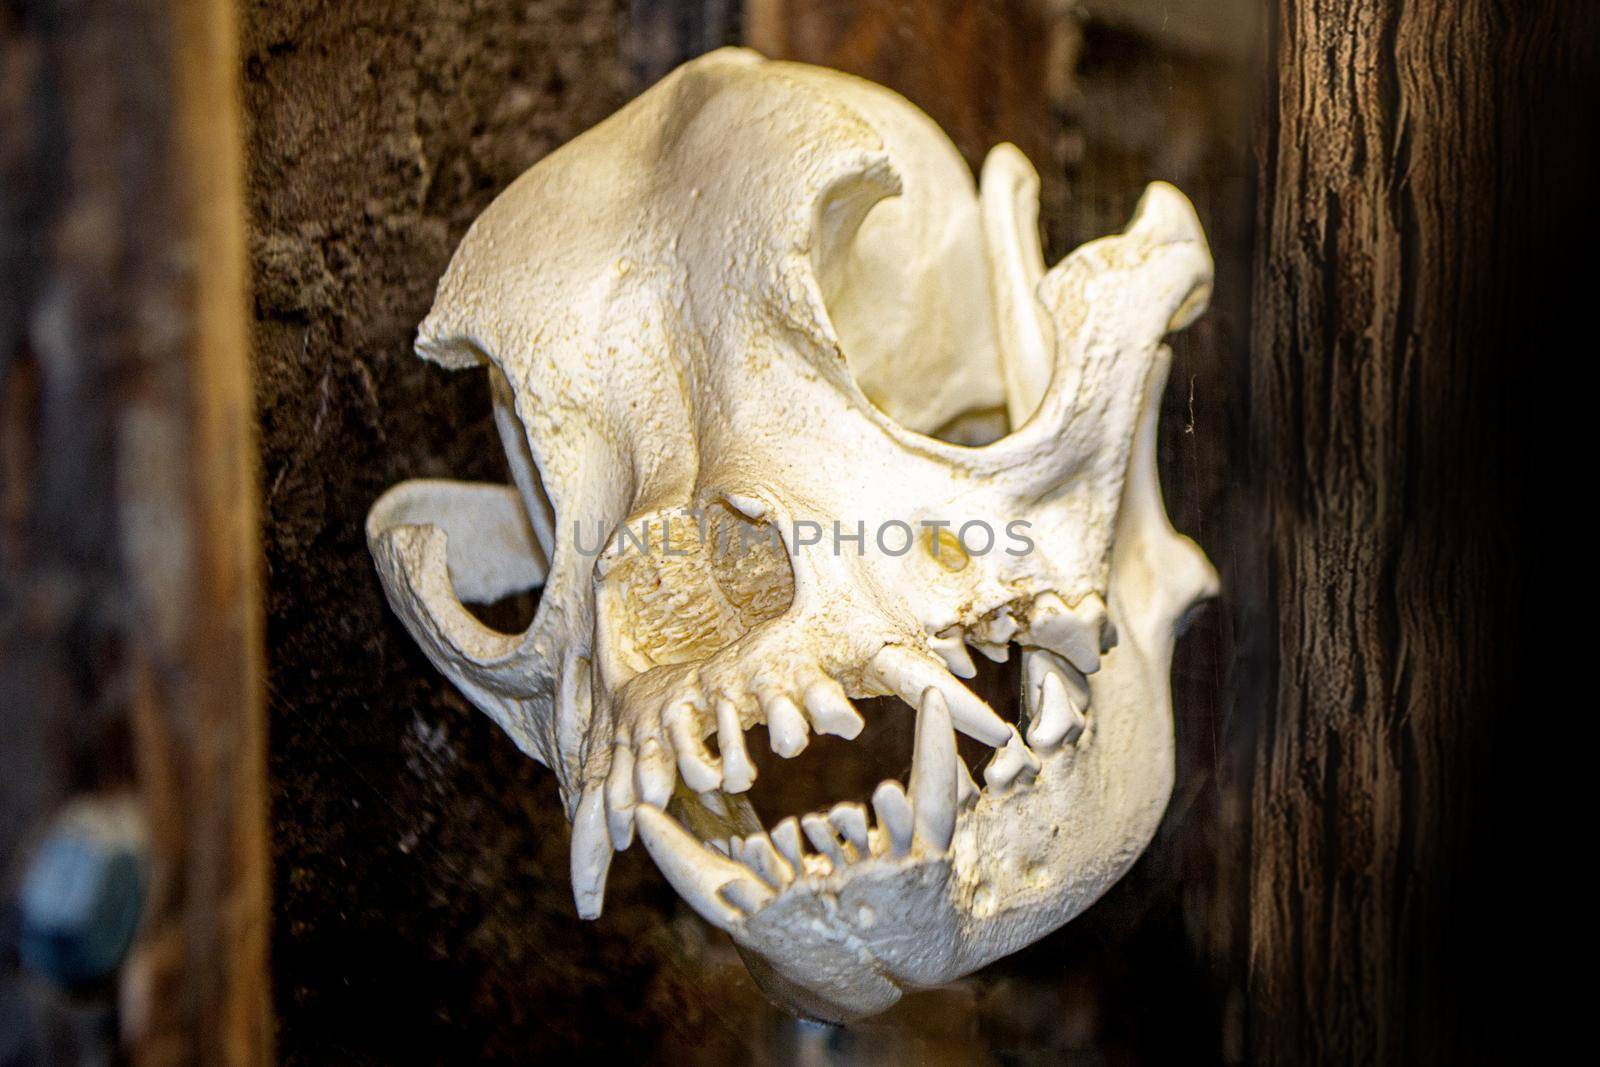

{"left": 801, "top": 679, "right": 865, "bottom": 739}
{"left": 865, "top": 644, "right": 1012, "bottom": 747}
{"left": 871, "top": 780, "right": 914, "bottom": 857}
{"left": 634, "top": 803, "right": 772, "bottom": 931}
{"left": 761, "top": 693, "right": 810, "bottom": 757}
{"left": 582, "top": 632, "right": 1096, "bottom": 922}
{"left": 909, "top": 687, "right": 959, "bottom": 852}
{"left": 570, "top": 784, "right": 613, "bottom": 919}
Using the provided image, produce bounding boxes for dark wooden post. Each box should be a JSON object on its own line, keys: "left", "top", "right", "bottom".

{"left": 1247, "top": 0, "right": 1584, "bottom": 1060}
{"left": 0, "top": 0, "right": 269, "bottom": 1062}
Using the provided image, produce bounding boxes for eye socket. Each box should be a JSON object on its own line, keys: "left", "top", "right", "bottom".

{"left": 923, "top": 527, "right": 969, "bottom": 571}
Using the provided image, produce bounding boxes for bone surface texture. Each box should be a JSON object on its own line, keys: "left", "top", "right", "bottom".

{"left": 367, "top": 48, "right": 1217, "bottom": 1022}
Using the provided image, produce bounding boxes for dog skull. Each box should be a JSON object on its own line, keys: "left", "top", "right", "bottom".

{"left": 367, "top": 49, "right": 1216, "bottom": 1021}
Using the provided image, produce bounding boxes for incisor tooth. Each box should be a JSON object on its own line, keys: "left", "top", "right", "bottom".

{"left": 635, "top": 804, "right": 773, "bottom": 930}
{"left": 828, "top": 802, "right": 871, "bottom": 852}
{"left": 928, "top": 632, "right": 976, "bottom": 678}
{"left": 570, "top": 784, "right": 613, "bottom": 919}
{"left": 605, "top": 743, "right": 637, "bottom": 849}
{"left": 719, "top": 877, "right": 773, "bottom": 915}
{"left": 868, "top": 644, "right": 1012, "bottom": 747}
{"left": 871, "top": 780, "right": 914, "bottom": 857}
{"left": 802, "top": 812, "right": 846, "bottom": 863}
{"left": 763, "top": 694, "right": 810, "bottom": 757}
{"left": 634, "top": 736, "right": 676, "bottom": 809}
{"left": 716, "top": 698, "right": 758, "bottom": 792}
{"left": 667, "top": 706, "right": 722, "bottom": 794}
{"left": 802, "top": 680, "right": 865, "bottom": 739}
{"left": 738, "top": 832, "right": 795, "bottom": 888}
{"left": 771, "top": 816, "right": 805, "bottom": 868}
{"left": 909, "top": 688, "right": 958, "bottom": 852}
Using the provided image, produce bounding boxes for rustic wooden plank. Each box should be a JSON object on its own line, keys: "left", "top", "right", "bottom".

{"left": 0, "top": 0, "right": 268, "bottom": 1062}
{"left": 1247, "top": 0, "right": 1583, "bottom": 1059}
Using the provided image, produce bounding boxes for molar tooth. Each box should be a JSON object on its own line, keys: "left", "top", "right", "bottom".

{"left": 738, "top": 832, "right": 795, "bottom": 888}
{"left": 972, "top": 606, "right": 1019, "bottom": 647}
{"left": 802, "top": 812, "right": 847, "bottom": 863}
{"left": 971, "top": 639, "right": 1011, "bottom": 663}
{"left": 762, "top": 693, "right": 810, "bottom": 757}
{"left": 715, "top": 698, "right": 758, "bottom": 792}
{"left": 828, "top": 802, "right": 871, "bottom": 853}
{"left": 1028, "top": 592, "right": 1110, "bottom": 674}
{"left": 770, "top": 816, "right": 806, "bottom": 869}
{"left": 634, "top": 804, "right": 773, "bottom": 931}
{"left": 666, "top": 704, "right": 722, "bottom": 794}
{"left": 605, "top": 743, "right": 637, "bottom": 849}
{"left": 868, "top": 645, "right": 1012, "bottom": 747}
{"left": 928, "top": 631, "right": 976, "bottom": 679}
{"left": 909, "top": 688, "right": 959, "bottom": 853}
{"left": 634, "top": 735, "right": 677, "bottom": 809}
{"left": 984, "top": 727, "right": 1042, "bottom": 790}
{"left": 802, "top": 679, "right": 865, "bottom": 739}
{"left": 871, "top": 780, "right": 914, "bottom": 857}
{"left": 1026, "top": 669, "right": 1086, "bottom": 748}
{"left": 570, "top": 783, "right": 613, "bottom": 919}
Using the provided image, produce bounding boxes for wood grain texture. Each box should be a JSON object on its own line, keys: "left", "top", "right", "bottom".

{"left": 0, "top": 0, "right": 267, "bottom": 1062}
{"left": 1247, "top": 0, "right": 1583, "bottom": 1060}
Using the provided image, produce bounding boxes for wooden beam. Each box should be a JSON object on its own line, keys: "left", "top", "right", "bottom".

{"left": 1247, "top": 0, "right": 1580, "bottom": 1058}
{"left": 0, "top": 0, "right": 268, "bottom": 1062}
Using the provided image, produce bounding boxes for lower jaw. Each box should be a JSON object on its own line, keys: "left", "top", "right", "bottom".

{"left": 666, "top": 748, "right": 1153, "bottom": 1020}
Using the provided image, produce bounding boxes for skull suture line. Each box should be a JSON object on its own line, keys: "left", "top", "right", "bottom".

{"left": 367, "top": 49, "right": 1217, "bottom": 1022}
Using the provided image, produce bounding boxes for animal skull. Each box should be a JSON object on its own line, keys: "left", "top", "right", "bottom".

{"left": 367, "top": 49, "right": 1216, "bottom": 1022}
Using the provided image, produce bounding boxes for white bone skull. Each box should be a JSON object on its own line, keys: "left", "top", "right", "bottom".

{"left": 367, "top": 49, "right": 1216, "bottom": 1022}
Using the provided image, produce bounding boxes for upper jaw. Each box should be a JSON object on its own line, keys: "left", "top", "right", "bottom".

{"left": 624, "top": 607, "right": 1178, "bottom": 1021}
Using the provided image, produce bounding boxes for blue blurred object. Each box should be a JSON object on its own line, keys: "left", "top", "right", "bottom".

{"left": 16, "top": 808, "right": 146, "bottom": 988}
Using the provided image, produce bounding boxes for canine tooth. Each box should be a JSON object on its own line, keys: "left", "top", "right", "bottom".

{"left": 666, "top": 706, "right": 722, "bottom": 794}
{"left": 984, "top": 727, "right": 1041, "bottom": 790}
{"left": 868, "top": 645, "right": 1012, "bottom": 747}
{"left": 828, "top": 802, "right": 871, "bottom": 852}
{"left": 802, "top": 812, "right": 847, "bottom": 863}
{"left": 871, "top": 780, "right": 914, "bottom": 857}
{"left": 570, "top": 784, "right": 613, "bottom": 919}
{"left": 605, "top": 743, "right": 637, "bottom": 849}
{"left": 909, "top": 688, "right": 958, "bottom": 852}
{"left": 634, "top": 804, "right": 772, "bottom": 930}
{"left": 928, "top": 632, "right": 976, "bottom": 679}
{"left": 716, "top": 698, "right": 758, "bottom": 792}
{"left": 634, "top": 735, "right": 677, "bottom": 808}
{"left": 802, "top": 680, "right": 865, "bottom": 739}
{"left": 956, "top": 756, "right": 980, "bottom": 807}
{"left": 1027, "top": 669, "right": 1085, "bottom": 748}
{"left": 738, "top": 832, "right": 795, "bottom": 888}
{"left": 763, "top": 693, "right": 810, "bottom": 757}
{"left": 771, "top": 816, "right": 805, "bottom": 869}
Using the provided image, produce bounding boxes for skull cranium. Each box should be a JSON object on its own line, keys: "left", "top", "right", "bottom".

{"left": 367, "top": 48, "right": 1216, "bottom": 1021}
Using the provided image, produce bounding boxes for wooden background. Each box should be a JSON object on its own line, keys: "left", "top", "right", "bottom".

{"left": 4, "top": 0, "right": 1586, "bottom": 1061}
